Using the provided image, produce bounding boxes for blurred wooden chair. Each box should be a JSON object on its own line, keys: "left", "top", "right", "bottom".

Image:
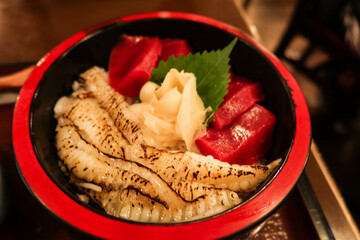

{"left": 275, "top": 0, "right": 360, "bottom": 127}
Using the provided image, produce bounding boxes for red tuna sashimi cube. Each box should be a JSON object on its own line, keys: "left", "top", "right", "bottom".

{"left": 196, "top": 104, "right": 276, "bottom": 165}
{"left": 158, "top": 39, "right": 192, "bottom": 63}
{"left": 109, "top": 34, "right": 162, "bottom": 97}
{"left": 211, "top": 75, "right": 264, "bottom": 130}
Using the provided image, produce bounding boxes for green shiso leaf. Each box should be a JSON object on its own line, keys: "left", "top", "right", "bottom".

{"left": 150, "top": 38, "right": 237, "bottom": 122}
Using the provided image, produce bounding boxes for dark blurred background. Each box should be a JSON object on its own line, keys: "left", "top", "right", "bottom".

{"left": 244, "top": 0, "right": 360, "bottom": 228}
{"left": 0, "top": 0, "right": 359, "bottom": 237}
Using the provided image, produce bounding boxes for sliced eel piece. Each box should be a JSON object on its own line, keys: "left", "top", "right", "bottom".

{"left": 54, "top": 96, "right": 128, "bottom": 157}
{"left": 128, "top": 146, "right": 281, "bottom": 192}
{"left": 79, "top": 66, "right": 142, "bottom": 144}
{"left": 55, "top": 119, "right": 189, "bottom": 210}
{"left": 83, "top": 187, "right": 241, "bottom": 223}
{"left": 168, "top": 181, "right": 240, "bottom": 204}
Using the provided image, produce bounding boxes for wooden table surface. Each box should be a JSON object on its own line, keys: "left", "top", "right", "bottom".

{"left": 0, "top": 0, "right": 254, "bottom": 65}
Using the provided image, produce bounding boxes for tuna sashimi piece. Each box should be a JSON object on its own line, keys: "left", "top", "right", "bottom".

{"left": 109, "top": 35, "right": 162, "bottom": 97}
{"left": 158, "top": 39, "right": 192, "bottom": 62}
{"left": 196, "top": 104, "right": 276, "bottom": 165}
{"left": 211, "top": 75, "right": 264, "bottom": 130}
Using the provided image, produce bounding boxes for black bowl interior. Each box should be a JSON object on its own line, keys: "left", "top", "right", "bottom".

{"left": 29, "top": 18, "right": 295, "bottom": 221}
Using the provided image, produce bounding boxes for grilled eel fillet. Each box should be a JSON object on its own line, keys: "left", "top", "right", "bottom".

{"left": 71, "top": 177, "right": 241, "bottom": 223}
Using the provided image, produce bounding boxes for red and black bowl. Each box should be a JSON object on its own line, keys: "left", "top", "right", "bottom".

{"left": 12, "top": 12, "right": 311, "bottom": 239}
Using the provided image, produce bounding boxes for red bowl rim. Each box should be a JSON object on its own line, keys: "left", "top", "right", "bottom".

{"left": 12, "top": 11, "right": 311, "bottom": 239}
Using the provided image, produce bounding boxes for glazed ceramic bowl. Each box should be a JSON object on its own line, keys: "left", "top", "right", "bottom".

{"left": 12, "top": 12, "right": 311, "bottom": 239}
